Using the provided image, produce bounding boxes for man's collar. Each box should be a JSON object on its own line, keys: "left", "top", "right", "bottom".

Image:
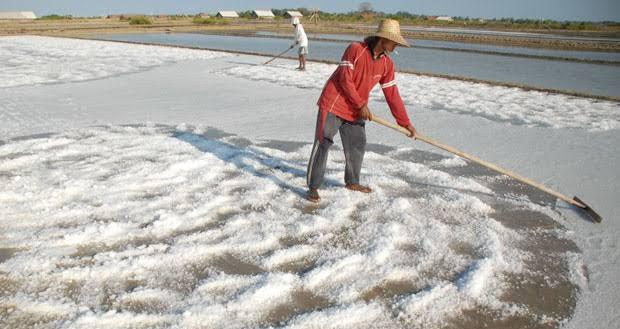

{"left": 364, "top": 42, "right": 385, "bottom": 60}
{"left": 372, "top": 49, "right": 386, "bottom": 60}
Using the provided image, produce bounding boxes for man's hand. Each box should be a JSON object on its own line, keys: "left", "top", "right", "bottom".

{"left": 359, "top": 104, "right": 373, "bottom": 121}
{"left": 405, "top": 124, "right": 417, "bottom": 138}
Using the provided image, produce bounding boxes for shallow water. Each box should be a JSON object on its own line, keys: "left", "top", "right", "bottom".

{"left": 360, "top": 24, "right": 620, "bottom": 42}
{"left": 95, "top": 33, "right": 620, "bottom": 98}
{"left": 256, "top": 31, "right": 620, "bottom": 62}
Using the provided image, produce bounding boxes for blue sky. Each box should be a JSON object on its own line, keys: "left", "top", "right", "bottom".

{"left": 0, "top": 0, "right": 618, "bottom": 21}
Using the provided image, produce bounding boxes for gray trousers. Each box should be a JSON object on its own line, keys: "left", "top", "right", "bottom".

{"left": 307, "top": 111, "right": 366, "bottom": 189}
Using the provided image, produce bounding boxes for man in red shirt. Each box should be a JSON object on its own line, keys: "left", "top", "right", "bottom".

{"left": 306, "top": 19, "right": 416, "bottom": 202}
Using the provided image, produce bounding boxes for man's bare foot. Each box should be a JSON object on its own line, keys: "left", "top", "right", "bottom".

{"left": 307, "top": 188, "right": 320, "bottom": 202}
{"left": 345, "top": 184, "right": 372, "bottom": 193}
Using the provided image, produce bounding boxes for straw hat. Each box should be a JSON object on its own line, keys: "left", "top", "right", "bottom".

{"left": 374, "top": 19, "right": 410, "bottom": 47}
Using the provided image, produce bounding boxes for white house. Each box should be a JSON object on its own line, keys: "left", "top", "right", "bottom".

{"left": 285, "top": 11, "right": 303, "bottom": 18}
{"left": 252, "top": 10, "right": 275, "bottom": 19}
{"left": 215, "top": 11, "right": 239, "bottom": 18}
{"left": 436, "top": 16, "right": 454, "bottom": 22}
{"left": 0, "top": 11, "right": 37, "bottom": 20}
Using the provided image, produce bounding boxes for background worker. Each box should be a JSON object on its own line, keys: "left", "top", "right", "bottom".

{"left": 291, "top": 17, "right": 308, "bottom": 71}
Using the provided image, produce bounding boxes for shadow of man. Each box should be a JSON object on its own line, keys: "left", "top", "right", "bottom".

{"left": 174, "top": 130, "right": 315, "bottom": 199}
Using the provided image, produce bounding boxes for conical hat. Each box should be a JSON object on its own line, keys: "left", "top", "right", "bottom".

{"left": 374, "top": 19, "right": 410, "bottom": 47}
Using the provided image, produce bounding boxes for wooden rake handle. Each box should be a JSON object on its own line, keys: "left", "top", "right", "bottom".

{"left": 370, "top": 115, "right": 586, "bottom": 209}
{"left": 263, "top": 46, "right": 293, "bottom": 65}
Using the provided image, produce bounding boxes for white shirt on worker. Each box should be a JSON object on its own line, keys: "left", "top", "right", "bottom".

{"left": 294, "top": 24, "right": 308, "bottom": 47}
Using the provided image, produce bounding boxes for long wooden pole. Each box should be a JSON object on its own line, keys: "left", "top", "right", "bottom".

{"left": 371, "top": 115, "right": 586, "bottom": 208}
{"left": 263, "top": 46, "right": 293, "bottom": 65}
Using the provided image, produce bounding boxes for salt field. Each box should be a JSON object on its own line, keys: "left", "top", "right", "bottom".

{"left": 0, "top": 36, "right": 619, "bottom": 329}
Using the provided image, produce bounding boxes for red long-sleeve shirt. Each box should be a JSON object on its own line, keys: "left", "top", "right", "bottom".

{"left": 317, "top": 41, "right": 412, "bottom": 127}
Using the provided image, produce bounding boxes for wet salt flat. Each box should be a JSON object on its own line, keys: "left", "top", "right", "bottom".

{"left": 2, "top": 36, "right": 617, "bottom": 133}
{"left": 0, "top": 35, "right": 619, "bottom": 329}
{"left": 0, "top": 124, "right": 584, "bottom": 328}
{"left": 218, "top": 61, "right": 619, "bottom": 131}
{"left": 96, "top": 32, "right": 620, "bottom": 98}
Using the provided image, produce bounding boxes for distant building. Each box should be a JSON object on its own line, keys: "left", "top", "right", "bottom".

{"left": 216, "top": 11, "right": 239, "bottom": 18}
{"left": 436, "top": 16, "right": 454, "bottom": 22}
{"left": 0, "top": 11, "right": 37, "bottom": 20}
{"left": 284, "top": 11, "right": 303, "bottom": 18}
{"left": 197, "top": 13, "right": 210, "bottom": 18}
{"left": 252, "top": 10, "right": 275, "bottom": 19}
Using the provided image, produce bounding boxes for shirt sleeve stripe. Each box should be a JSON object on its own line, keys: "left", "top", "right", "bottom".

{"left": 381, "top": 80, "right": 397, "bottom": 88}
{"left": 339, "top": 61, "right": 354, "bottom": 69}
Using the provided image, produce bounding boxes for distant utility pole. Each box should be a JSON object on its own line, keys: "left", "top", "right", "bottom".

{"left": 309, "top": 8, "right": 320, "bottom": 25}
